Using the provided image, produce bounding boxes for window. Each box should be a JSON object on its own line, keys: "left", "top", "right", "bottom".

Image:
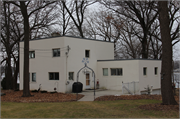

{"left": 53, "top": 49, "right": 60, "bottom": 57}
{"left": 143, "top": 67, "right": 147, "bottom": 75}
{"left": 103, "top": 68, "right": 108, "bottom": 76}
{"left": 29, "top": 51, "right": 35, "bottom": 58}
{"left": 69, "top": 72, "right": 74, "bottom": 80}
{"left": 111, "top": 68, "right": 123, "bottom": 76}
{"left": 85, "top": 50, "right": 90, "bottom": 58}
{"left": 32, "top": 73, "right": 36, "bottom": 82}
{"left": 155, "top": 67, "right": 158, "bottom": 75}
{"left": 49, "top": 72, "right": 59, "bottom": 80}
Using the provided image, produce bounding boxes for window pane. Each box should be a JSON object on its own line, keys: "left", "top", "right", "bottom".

{"left": 117, "top": 68, "right": 123, "bottom": 76}
{"left": 32, "top": 52, "right": 35, "bottom": 58}
{"left": 29, "top": 51, "right": 35, "bottom": 58}
{"left": 57, "top": 49, "right": 60, "bottom": 56}
{"left": 32, "top": 73, "right": 36, "bottom": 82}
{"left": 85, "top": 50, "right": 89, "bottom": 58}
{"left": 111, "top": 69, "right": 116, "bottom": 75}
{"left": 155, "top": 67, "right": 157, "bottom": 75}
{"left": 143, "top": 67, "right": 147, "bottom": 75}
{"left": 49, "top": 73, "right": 54, "bottom": 80}
{"left": 53, "top": 49, "right": 57, "bottom": 56}
{"left": 29, "top": 53, "right": 31, "bottom": 58}
{"left": 53, "top": 49, "right": 60, "bottom": 57}
{"left": 103, "top": 68, "right": 108, "bottom": 76}
{"left": 69, "top": 72, "right": 74, "bottom": 80}
{"left": 55, "top": 73, "right": 59, "bottom": 80}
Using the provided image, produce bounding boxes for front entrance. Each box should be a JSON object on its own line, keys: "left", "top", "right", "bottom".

{"left": 86, "top": 73, "right": 90, "bottom": 89}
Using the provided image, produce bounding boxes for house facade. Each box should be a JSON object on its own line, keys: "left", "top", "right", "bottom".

{"left": 19, "top": 36, "right": 161, "bottom": 94}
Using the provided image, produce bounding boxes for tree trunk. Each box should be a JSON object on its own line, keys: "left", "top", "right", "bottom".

{"left": 13, "top": 58, "right": 19, "bottom": 90}
{"left": 141, "top": 37, "right": 148, "bottom": 59}
{"left": 20, "top": 1, "right": 31, "bottom": 97}
{"left": 158, "top": 1, "right": 177, "bottom": 105}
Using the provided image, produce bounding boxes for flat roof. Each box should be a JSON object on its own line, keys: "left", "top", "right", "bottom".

{"left": 97, "top": 59, "right": 161, "bottom": 62}
{"left": 20, "top": 35, "right": 114, "bottom": 43}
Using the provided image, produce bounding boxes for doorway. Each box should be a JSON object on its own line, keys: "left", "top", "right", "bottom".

{"left": 86, "top": 73, "right": 90, "bottom": 89}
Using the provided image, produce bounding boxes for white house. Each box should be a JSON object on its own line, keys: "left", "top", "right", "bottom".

{"left": 19, "top": 36, "right": 161, "bottom": 94}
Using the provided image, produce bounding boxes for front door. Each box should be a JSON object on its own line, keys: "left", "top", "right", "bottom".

{"left": 86, "top": 73, "right": 90, "bottom": 89}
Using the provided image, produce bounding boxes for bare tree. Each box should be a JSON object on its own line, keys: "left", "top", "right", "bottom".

{"left": 8, "top": 1, "right": 56, "bottom": 96}
{"left": 62, "top": 0, "right": 96, "bottom": 38}
{"left": 158, "top": 1, "right": 178, "bottom": 105}
{"left": 100, "top": 1, "right": 158, "bottom": 59}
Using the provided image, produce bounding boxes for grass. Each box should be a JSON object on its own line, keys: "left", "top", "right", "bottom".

{"left": 1, "top": 99, "right": 179, "bottom": 118}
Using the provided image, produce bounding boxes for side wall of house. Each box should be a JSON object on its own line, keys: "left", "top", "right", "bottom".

{"left": 19, "top": 37, "right": 66, "bottom": 93}
{"left": 138, "top": 60, "right": 161, "bottom": 94}
{"left": 64, "top": 37, "right": 114, "bottom": 92}
{"left": 97, "top": 60, "right": 140, "bottom": 90}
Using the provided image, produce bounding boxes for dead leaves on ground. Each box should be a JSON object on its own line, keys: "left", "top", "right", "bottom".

{"left": 1, "top": 90, "right": 84, "bottom": 103}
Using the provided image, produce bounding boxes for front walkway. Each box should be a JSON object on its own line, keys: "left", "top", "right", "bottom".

{"left": 77, "top": 89, "right": 122, "bottom": 101}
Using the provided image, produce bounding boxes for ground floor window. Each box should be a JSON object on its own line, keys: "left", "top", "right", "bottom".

{"left": 49, "top": 72, "right": 59, "bottom": 80}
{"left": 111, "top": 68, "right": 123, "bottom": 76}
{"left": 103, "top": 68, "right": 108, "bottom": 76}
{"left": 32, "top": 73, "right": 36, "bottom": 82}
{"left": 69, "top": 72, "right": 74, "bottom": 80}
{"left": 29, "top": 51, "right": 35, "bottom": 58}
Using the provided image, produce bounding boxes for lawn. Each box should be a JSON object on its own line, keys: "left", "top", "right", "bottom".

{"left": 1, "top": 99, "right": 179, "bottom": 118}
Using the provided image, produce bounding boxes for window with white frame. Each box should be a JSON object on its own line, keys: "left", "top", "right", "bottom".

{"left": 103, "top": 68, "right": 108, "bottom": 76}
{"left": 53, "top": 49, "right": 60, "bottom": 57}
{"left": 154, "top": 67, "right": 158, "bottom": 75}
{"left": 49, "top": 72, "right": 59, "bottom": 80}
{"left": 69, "top": 72, "right": 74, "bottom": 80}
{"left": 32, "top": 73, "right": 36, "bottom": 82}
{"left": 143, "top": 67, "right": 147, "bottom": 75}
{"left": 111, "top": 68, "right": 123, "bottom": 76}
{"left": 29, "top": 51, "right": 35, "bottom": 58}
{"left": 85, "top": 50, "right": 90, "bottom": 58}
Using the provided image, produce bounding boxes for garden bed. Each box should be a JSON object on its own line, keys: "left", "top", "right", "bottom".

{"left": 1, "top": 90, "right": 84, "bottom": 103}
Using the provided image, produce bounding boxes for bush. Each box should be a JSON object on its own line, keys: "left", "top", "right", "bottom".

{"left": 41, "top": 90, "right": 47, "bottom": 93}
{"left": 31, "top": 90, "right": 38, "bottom": 92}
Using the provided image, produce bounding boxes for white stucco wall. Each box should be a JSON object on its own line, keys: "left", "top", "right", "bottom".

{"left": 97, "top": 60, "right": 140, "bottom": 90}
{"left": 138, "top": 60, "right": 161, "bottom": 93}
{"left": 19, "top": 36, "right": 114, "bottom": 93}
{"left": 20, "top": 37, "right": 67, "bottom": 93}
{"left": 64, "top": 37, "right": 114, "bottom": 92}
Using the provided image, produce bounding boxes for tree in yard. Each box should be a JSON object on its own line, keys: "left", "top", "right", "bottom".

{"left": 9, "top": 1, "right": 56, "bottom": 96}
{"left": 1, "top": 1, "right": 57, "bottom": 90}
{"left": 158, "top": 1, "right": 178, "bottom": 105}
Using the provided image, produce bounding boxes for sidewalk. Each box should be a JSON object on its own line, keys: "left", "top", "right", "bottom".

{"left": 77, "top": 89, "right": 122, "bottom": 101}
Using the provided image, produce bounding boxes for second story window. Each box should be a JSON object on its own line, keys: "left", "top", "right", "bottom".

{"left": 29, "top": 51, "right": 35, "bottom": 58}
{"left": 85, "top": 50, "right": 90, "bottom": 58}
{"left": 53, "top": 48, "right": 60, "bottom": 57}
{"left": 154, "top": 67, "right": 158, "bottom": 75}
{"left": 143, "top": 67, "right": 147, "bottom": 76}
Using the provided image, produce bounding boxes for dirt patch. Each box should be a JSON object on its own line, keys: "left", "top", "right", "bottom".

{"left": 1, "top": 90, "right": 84, "bottom": 103}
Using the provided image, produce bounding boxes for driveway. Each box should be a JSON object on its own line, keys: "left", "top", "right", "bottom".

{"left": 77, "top": 89, "right": 122, "bottom": 101}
